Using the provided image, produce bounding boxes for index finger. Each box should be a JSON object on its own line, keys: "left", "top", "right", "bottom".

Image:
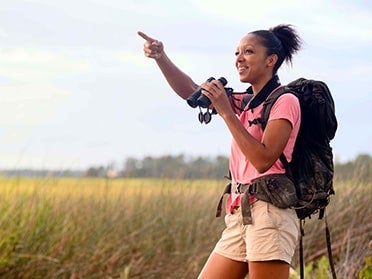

{"left": 137, "top": 31, "right": 154, "bottom": 42}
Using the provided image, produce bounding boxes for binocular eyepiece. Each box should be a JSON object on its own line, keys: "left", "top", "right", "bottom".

{"left": 186, "top": 77, "right": 229, "bottom": 108}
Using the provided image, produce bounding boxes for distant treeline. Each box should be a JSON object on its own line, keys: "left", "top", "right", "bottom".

{"left": 120, "top": 155, "right": 230, "bottom": 179}
{"left": 333, "top": 153, "right": 371, "bottom": 181}
{"left": 1, "top": 154, "right": 370, "bottom": 181}
{"left": 0, "top": 169, "right": 83, "bottom": 178}
{"left": 87, "top": 153, "right": 371, "bottom": 181}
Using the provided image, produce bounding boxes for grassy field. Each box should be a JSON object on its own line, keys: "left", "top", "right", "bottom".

{"left": 0, "top": 177, "right": 371, "bottom": 278}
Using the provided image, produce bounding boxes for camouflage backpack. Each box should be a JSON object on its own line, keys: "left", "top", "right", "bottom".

{"left": 257, "top": 78, "right": 337, "bottom": 221}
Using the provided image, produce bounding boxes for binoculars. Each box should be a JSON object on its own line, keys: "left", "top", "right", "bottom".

{"left": 186, "top": 77, "right": 232, "bottom": 108}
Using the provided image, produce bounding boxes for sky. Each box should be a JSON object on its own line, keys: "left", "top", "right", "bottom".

{"left": 0, "top": 0, "right": 371, "bottom": 170}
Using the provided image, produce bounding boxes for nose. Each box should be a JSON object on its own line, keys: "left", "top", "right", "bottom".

{"left": 235, "top": 52, "right": 244, "bottom": 66}
{"left": 236, "top": 51, "right": 245, "bottom": 62}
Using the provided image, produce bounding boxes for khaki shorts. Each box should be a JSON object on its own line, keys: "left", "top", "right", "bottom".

{"left": 213, "top": 200, "right": 300, "bottom": 264}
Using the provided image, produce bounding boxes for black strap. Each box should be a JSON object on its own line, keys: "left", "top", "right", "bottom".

{"left": 240, "top": 75, "right": 281, "bottom": 111}
{"left": 215, "top": 182, "right": 231, "bottom": 217}
{"left": 299, "top": 215, "right": 337, "bottom": 279}
{"left": 279, "top": 153, "right": 293, "bottom": 181}
{"left": 299, "top": 219, "right": 305, "bottom": 279}
{"left": 325, "top": 214, "right": 337, "bottom": 279}
{"left": 241, "top": 94, "right": 253, "bottom": 111}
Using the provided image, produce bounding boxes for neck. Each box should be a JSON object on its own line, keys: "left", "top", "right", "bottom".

{"left": 252, "top": 75, "right": 275, "bottom": 95}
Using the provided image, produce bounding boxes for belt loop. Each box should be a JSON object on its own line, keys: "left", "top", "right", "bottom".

{"left": 236, "top": 183, "right": 242, "bottom": 193}
{"left": 236, "top": 183, "right": 251, "bottom": 194}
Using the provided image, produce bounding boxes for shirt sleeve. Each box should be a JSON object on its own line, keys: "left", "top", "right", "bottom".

{"left": 268, "top": 93, "right": 300, "bottom": 128}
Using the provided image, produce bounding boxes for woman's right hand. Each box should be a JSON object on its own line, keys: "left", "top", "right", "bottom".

{"left": 137, "top": 31, "right": 164, "bottom": 60}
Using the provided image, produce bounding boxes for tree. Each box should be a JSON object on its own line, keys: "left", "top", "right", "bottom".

{"left": 85, "top": 166, "right": 105, "bottom": 177}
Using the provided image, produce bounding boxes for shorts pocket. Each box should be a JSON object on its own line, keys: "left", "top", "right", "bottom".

{"left": 267, "top": 203, "right": 300, "bottom": 239}
{"left": 251, "top": 201, "right": 275, "bottom": 229}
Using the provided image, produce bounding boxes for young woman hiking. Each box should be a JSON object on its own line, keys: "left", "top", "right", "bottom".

{"left": 139, "top": 24, "right": 302, "bottom": 279}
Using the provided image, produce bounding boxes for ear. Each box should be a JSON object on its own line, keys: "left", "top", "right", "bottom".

{"left": 266, "top": 54, "right": 278, "bottom": 68}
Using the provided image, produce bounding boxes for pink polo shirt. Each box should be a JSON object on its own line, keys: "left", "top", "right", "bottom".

{"left": 226, "top": 87, "right": 301, "bottom": 213}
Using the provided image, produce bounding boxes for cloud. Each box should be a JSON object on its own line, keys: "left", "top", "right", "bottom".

{"left": 0, "top": 48, "right": 93, "bottom": 82}
{"left": 190, "top": 0, "right": 372, "bottom": 45}
{"left": 0, "top": 84, "right": 71, "bottom": 127}
{"left": 114, "top": 51, "right": 151, "bottom": 69}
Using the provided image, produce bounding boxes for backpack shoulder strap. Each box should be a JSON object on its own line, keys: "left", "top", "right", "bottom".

{"left": 260, "top": 86, "right": 296, "bottom": 177}
{"left": 240, "top": 93, "right": 254, "bottom": 111}
{"left": 260, "top": 86, "right": 294, "bottom": 130}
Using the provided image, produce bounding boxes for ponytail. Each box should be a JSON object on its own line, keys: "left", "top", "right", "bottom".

{"left": 250, "top": 24, "right": 302, "bottom": 73}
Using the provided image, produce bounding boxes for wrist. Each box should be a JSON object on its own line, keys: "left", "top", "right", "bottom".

{"left": 155, "top": 51, "right": 169, "bottom": 65}
{"left": 221, "top": 109, "right": 238, "bottom": 123}
{"left": 154, "top": 49, "right": 165, "bottom": 60}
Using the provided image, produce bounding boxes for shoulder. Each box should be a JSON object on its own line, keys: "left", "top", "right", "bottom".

{"left": 269, "top": 91, "right": 301, "bottom": 123}
{"left": 274, "top": 91, "right": 300, "bottom": 108}
{"left": 278, "top": 91, "right": 299, "bottom": 102}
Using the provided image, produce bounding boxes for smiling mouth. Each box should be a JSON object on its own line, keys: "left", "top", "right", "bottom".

{"left": 238, "top": 67, "right": 248, "bottom": 74}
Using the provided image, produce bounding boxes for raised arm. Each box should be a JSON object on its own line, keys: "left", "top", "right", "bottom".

{"left": 138, "top": 31, "right": 199, "bottom": 100}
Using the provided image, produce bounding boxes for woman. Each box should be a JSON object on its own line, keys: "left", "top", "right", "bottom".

{"left": 138, "top": 24, "right": 302, "bottom": 279}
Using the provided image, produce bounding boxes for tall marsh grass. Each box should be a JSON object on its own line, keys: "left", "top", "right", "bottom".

{"left": 0, "top": 177, "right": 370, "bottom": 278}
{"left": 0, "top": 177, "right": 225, "bottom": 278}
{"left": 296, "top": 180, "right": 372, "bottom": 278}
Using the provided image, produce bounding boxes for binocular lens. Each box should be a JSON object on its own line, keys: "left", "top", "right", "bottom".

{"left": 198, "top": 110, "right": 212, "bottom": 124}
{"left": 186, "top": 90, "right": 201, "bottom": 108}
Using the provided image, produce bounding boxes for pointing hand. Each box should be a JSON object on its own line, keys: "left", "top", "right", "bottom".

{"left": 138, "top": 31, "right": 164, "bottom": 59}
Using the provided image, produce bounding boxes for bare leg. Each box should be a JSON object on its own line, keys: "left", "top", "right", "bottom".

{"left": 249, "top": 260, "right": 290, "bottom": 279}
{"left": 198, "top": 252, "right": 248, "bottom": 279}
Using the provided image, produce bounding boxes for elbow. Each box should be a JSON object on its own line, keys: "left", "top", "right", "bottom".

{"left": 256, "top": 166, "right": 270, "bottom": 174}
{"left": 254, "top": 161, "right": 274, "bottom": 174}
{"left": 251, "top": 151, "right": 279, "bottom": 173}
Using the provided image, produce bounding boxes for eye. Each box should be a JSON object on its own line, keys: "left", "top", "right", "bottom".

{"left": 234, "top": 51, "right": 240, "bottom": 56}
{"left": 245, "top": 48, "right": 254, "bottom": 54}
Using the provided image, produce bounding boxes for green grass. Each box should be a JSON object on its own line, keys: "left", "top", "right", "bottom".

{"left": 0, "top": 177, "right": 370, "bottom": 278}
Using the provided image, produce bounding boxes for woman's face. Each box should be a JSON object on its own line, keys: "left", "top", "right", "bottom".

{"left": 235, "top": 34, "right": 274, "bottom": 84}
